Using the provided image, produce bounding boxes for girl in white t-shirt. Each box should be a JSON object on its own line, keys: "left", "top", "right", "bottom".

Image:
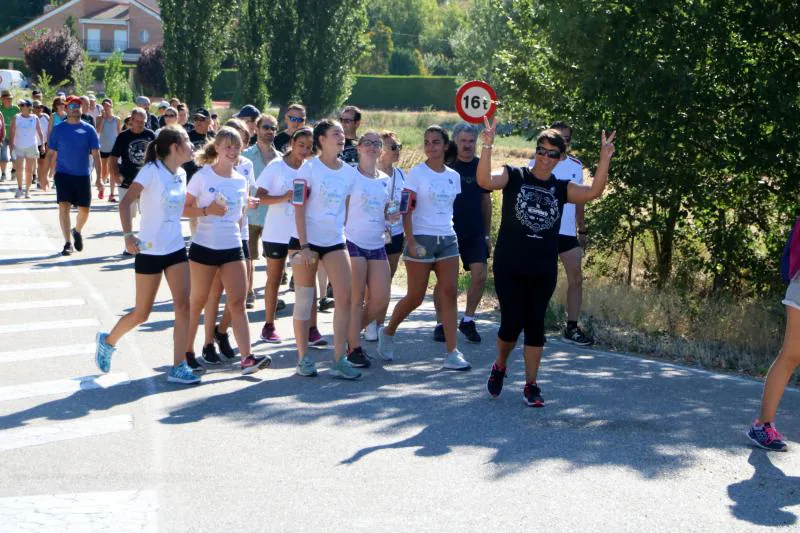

{"left": 9, "top": 100, "right": 44, "bottom": 199}
{"left": 291, "top": 119, "right": 360, "bottom": 380}
{"left": 184, "top": 127, "right": 270, "bottom": 376}
{"left": 378, "top": 125, "right": 471, "bottom": 371}
{"left": 343, "top": 131, "right": 396, "bottom": 366}
{"left": 255, "top": 127, "right": 322, "bottom": 345}
{"left": 94, "top": 127, "right": 200, "bottom": 384}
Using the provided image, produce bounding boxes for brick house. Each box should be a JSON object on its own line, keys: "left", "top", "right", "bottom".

{"left": 0, "top": 0, "right": 162, "bottom": 62}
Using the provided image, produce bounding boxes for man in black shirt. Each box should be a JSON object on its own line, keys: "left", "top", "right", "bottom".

{"left": 183, "top": 108, "right": 215, "bottom": 182}
{"left": 135, "top": 96, "right": 160, "bottom": 132}
{"left": 339, "top": 105, "right": 361, "bottom": 166}
{"left": 31, "top": 90, "right": 50, "bottom": 115}
{"left": 274, "top": 103, "right": 306, "bottom": 153}
{"left": 79, "top": 96, "right": 95, "bottom": 128}
{"left": 110, "top": 107, "right": 155, "bottom": 247}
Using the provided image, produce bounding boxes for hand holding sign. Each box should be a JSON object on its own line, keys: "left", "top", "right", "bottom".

{"left": 455, "top": 80, "right": 497, "bottom": 124}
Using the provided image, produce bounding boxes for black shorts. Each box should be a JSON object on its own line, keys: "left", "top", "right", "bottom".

{"left": 287, "top": 237, "right": 346, "bottom": 259}
{"left": 494, "top": 266, "right": 557, "bottom": 347}
{"left": 54, "top": 172, "right": 91, "bottom": 208}
{"left": 242, "top": 240, "right": 250, "bottom": 260}
{"left": 188, "top": 242, "right": 245, "bottom": 266}
{"left": 100, "top": 151, "right": 112, "bottom": 159}
{"left": 457, "top": 233, "right": 490, "bottom": 271}
{"left": 558, "top": 235, "right": 581, "bottom": 254}
{"left": 135, "top": 247, "right": 188, "bottom": 275}
{"left": 384, "top": 233, "right": 405, "bottom": 255}
{"left": 264, "top": 241, "right": 290, "bottom": 260}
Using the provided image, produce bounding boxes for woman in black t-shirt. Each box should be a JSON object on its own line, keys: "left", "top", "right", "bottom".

{"left": 476, "top": 117, "right": 616, "bottom": 407}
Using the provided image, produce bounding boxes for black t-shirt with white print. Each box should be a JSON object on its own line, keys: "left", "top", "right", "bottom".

{"left": 110, "top": 127, "right": 156, "bottom": 188}
{"left": 340, "top": 138, "right": 358, "bottom": 167}
{"left": 493, "top": 165, "right": 570, "bottom": 275}
{"left": 274, "top": 131, "right": 291, "bottom": 154}
{"left": 182, "top": 128, "right": 215, "bottom": 182}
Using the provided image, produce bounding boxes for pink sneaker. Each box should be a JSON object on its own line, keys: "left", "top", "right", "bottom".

{"left": 260, "top": 322, "right": 282, "bottom": 344}
{"left": 308, "top": 326, "right": 328, "bottom": 347}
{"left": 240, "top": 354, "right": 271, "bottom": 375}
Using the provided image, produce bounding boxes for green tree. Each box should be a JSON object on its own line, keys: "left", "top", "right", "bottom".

{"left": 389, "top": 47, "right": 426, "bottom": 75}
{"left": 160, "top": 0, "right": 234, "bottom": 108}
{"left": 451, "top": 0, "right": 515, "bottom": 83}
{"left": 103, "top": 50, "right": 131, "bottom": 102}
{"left": 234, "top": 0, "right": 277, "bottom": 108}
{"left": 357, "top": 22, "right": 394, "bottom": 74}
{"left": 0, "top": 1, "right": 49, "bottom": 37}
{"left": 23, "top": 28, "right": 83, "bottom": 85}
{"left": 267, "top": 1, "right": 302, "bottom": 113}
{"left": 71, "top": 50, "right": 95, "bottom": 95}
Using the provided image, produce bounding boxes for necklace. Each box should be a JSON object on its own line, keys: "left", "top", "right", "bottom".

{"left": 358, "top": 165, "right": 378, "bottom": 179}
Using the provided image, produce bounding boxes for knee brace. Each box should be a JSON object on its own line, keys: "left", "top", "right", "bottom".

{"left": 293, "top": 286, "right": 315, "bottom": 321}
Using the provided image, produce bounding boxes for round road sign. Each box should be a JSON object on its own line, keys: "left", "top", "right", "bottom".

{"left": 455, "top": 80, "right": 497, "bottom": 124}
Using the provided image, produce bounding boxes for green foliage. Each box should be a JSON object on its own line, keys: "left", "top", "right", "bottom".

{"left": 103, "top": 50, "right": 131, "bottom": 102}
{"left": 35, "top": 70, "right": 69, "bottom": 101}
{"left": 389, "top": 48, "right": 426, "bottom": 75}
{"left": 234, "top": 0, "right": 276, "bottom": 108}
{"left": 135, "top": 45, "right": 167, "bottom": 95}
{"left": 499, "top": 0, "right": 800, "bottom": 294}
{"left": 358, "top": 22, "right": 394, "bottom": 75}
{"left": 452, "top": 0, "right": 514, "bottom": 84}
{"left": 346, "top": 75, "right": 457, "bottom": 110}
{"left": 63, "top": 15, "right": 77, "bottom": 38}
{"left": 266, "top": 1, "right": 301, "bottom": 110}
{"left": 71, "top": 50, "right": 94, "bottom": 95}
{"left": 0, "top": 1, "right": 49, "bottom": 36}
{"left": 160, "top": 0, "right": 234, "bottom": 108}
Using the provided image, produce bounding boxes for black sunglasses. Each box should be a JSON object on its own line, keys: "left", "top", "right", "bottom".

{"left": 260, "top": 124, "right": 277, "bottom": 131}
{"left": 164, "top": 113, "right": 177, "bottom": 118}
{"left": 389, "top": 143, "right": 402, "bottom": 152}
{"left": 287, "top": 116, "right": 305, "bottom": 123}
{"left": 535, "top": 146, "right": 562, "bottom": 159}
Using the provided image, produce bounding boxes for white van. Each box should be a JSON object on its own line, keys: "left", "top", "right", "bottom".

{"left": 0, "top": 70, "right": 28, "bottom": 91}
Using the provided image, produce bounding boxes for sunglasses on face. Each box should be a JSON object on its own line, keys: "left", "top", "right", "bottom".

{"left": 287, "top": 116, "right": 305, "bottom": 123}
{"left": 388, "top": 144, "right": 402, "bottom": 152}
{"left": 340, "top": 118, "right": 355, "bottom": 124}
{"left": 164, "top": 113, "right": 177, "bottom": 118}
{"left": 194, "top": 116, "right": 208, "bottom": 121}
{"left": 535, "top": 146, "right": 562, "bottom": 159}
{"left": 19, "top": 103, "right": 31, "bottom": 108}
{"left": 67, "top": 103, "right": 81, "bottom": 110}
{"left": 260, "top": 124, "right": 277, "bottom": 131}
{"left": 360, "top": 139, "right": 382, "bottom": 149}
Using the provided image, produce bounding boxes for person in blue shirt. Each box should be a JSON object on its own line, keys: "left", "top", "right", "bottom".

{"left": 47, "top": 95, "right": 101, "bottom": 256}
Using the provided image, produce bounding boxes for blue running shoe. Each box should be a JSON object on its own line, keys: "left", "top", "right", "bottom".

{"left": 94, "top": 332, "right": 115, "bottom": 373}
{"left": 747, "top": 419, "right": 788, "bottom": 452}
{"left": 168, "top": 362, "right": 201, "bottom": 384}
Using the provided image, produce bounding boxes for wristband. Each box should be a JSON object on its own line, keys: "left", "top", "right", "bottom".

{"left": 123, "top": 232, "right": 136, "bottom": 238}
{"left": 482, "top": 144, "right": 493, "bottom": 150}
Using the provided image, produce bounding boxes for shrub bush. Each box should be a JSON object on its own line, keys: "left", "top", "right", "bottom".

{"left": 346, "top": 75, "right": 457, "bottom": 110}
{"left": 389, "top": 48, "right": 425, "bottom": 75}
{"left": 23, "top": 28, "right": 82, "bottom": 85}
{"left": 136, "top": 44, "right": 166, "bottom": 95}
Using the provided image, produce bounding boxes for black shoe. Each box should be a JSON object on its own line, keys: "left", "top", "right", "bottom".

{"left": 61, "top": 242, "right": 73, "bottom": 256}
{"left": 186, "top": 351, "right": 205, "bottom": 372}
{"left": 318, "top": 297, "right": 335, "bottom": 312}
{"left": 487, "top": 363, "right": 506, "bottom": 398}
{"left": 562, "top": 326, "right": 593, "bottom": 346}
{"left": 276, "top": 298, "right": 286, "bottom": 312}
{"left": 523, "top": 383, "right": 544, "bottom": 407}
{"left": 122, "top": 250, "right": 134, "bottom": 257}
{"left": 458, "top": 319, "right": 481, "bottom": 343}
{"left": 326, "top": 282, "right": 333, "bottom": 298}
{"left": 214, "top": 327, "right": 236, "bottom": 359}
{"left": 201, "top": 343, "right": 223, "bottom": 365}
{"left": 433, "top": 324, "right": 445, "bottom": 343}
{"left": 71, "top": 228, "right": 83, "bottom": 252}
{"left": 289, "top": 275, "right": 294, "bottom": 292}
{"left": 346, "top": 346, "right": 372, "bottom": 368}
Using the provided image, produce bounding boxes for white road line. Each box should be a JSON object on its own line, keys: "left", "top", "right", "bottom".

{"left": 0, "top": 488, "right": 156, "bottom": 533}
{"left": 0, "top": 298, "right": 85, "bottom": 312}
{"left": 0, "top": 415, "right": 134, "bottom": 453}
{"left": 0, "top": 318, "right": 99, "bottom": 334}
{"left": 0, "top": 266, "right": 60, "bottom": 276}
{"left": 0, "top": 281, "right": 71, "bottom": 292}
{"left": 0, "top": 373, "right": 130, "bottom": 402}
{"left": 0, "top": 343, "right": 96, "bottom": 364}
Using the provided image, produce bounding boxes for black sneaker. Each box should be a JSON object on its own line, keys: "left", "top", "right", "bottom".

{"left": 201, "top": 343, "right": 223, "bottom": 365}
{"left": 61, "top": 242, "right": 73, "bottom": 256}
{"left": 71, "top": 228, "right": 83, "bottom": 252}
{"left": 346, "top": 346, "right": 372, "bottom": 368}
{"left": 487, "top": 363, "right": 506, "bottom": 398}
{"left": 433, "top": 324, "right": 445, "bottom": 343}
{"left": 276, "top": 298, "right": 286, "bottom": 312}
{"left": 458, "top": 319, "right": 482, "bottom": 343}
{"left": 186, "top": 351, "right": 205, "bottom": 372}
{"left": 318, "top": 297, "right": 335, "bottom": 312}
{"left": 747, "top": 420, "right": 788, "bottom": 452}
{"left": 214, "top": 327, "right": 236, "bottom": 359}
{"left": 523, "top": 383, "right": 544, "bottom": 407}
{"left": 562, "top": 326, "right": 593, "bottom": 346}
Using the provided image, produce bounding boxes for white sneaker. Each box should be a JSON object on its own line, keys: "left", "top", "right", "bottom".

{"left": 442, "top": 349, "right": 471, "bottom": 371}
{"left": 377, "top": 327, "right": 395, "bottom": 361}
{"left": 24, "top": 190, "right": 30, "bottom": 199}
{"left": 364, "top": 321, "right": 379, "bottom": 342}
{"left": 14, "top": 189, "right": 23, "bottom": 198}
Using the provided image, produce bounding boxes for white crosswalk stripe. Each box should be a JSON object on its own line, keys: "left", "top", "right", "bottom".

{"left": 0, "top": 373, "right": 130, "bottom": 402}
{"left": 0, "top": 281, "right": 71, "bottom": 293}
{"left": 0, "top": 299, "right": 85, "bottom": 312}
{"left": 0, "top": 343, "right": 96, "bottom": 364}
{"left": 0, "top": 318, "right": 99, "bottom": 334}
{"left": 0, "top": 415, "right": 134, "bottom": 452}
{"left": 0, "top": 266, "right": 61, "bottom": 276}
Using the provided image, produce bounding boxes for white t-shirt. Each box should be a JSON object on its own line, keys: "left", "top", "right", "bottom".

{"left": 295, "top": 156, "right": 357, "bottom": 246}
{"left": 14, "top": 114, "right": 39, "bottom": 149}
{"left": 255, "top": 158, "right": 297, "bottom": 245}
{"left": 345, "top": 170, "right": 391, "bottom": 250}
{"left": 186, "top": 165, "right": 247, "bottom": 250}
{"left": 404, "top": 162, "right": 460, "bottom": 237}
{"left": 528, "top": 155, "right": 583, "bottom": 236}
{"left": 37, "top": 115, "right": 49, "bottom": 145}
{"left": 235, "top": 157, "right": 255, "bottom": 240}
{"left": 386, "top": 167, "right": 406, "bottom": 236}
{"left": 133, "top": 161, "right": 187, "bottom": 256}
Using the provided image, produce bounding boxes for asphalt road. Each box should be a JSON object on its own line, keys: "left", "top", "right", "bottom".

{"left": 0, "top": 180, "right": 798, "bottom": 532}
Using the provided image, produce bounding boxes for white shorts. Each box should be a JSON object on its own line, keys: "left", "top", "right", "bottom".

{"left": 784, "top": 274, "right": 800, "bottom": 311}
{"left": 117, "top": 187, "right": 139, "bottom": 219}
{"left": 14, "top": 145, "right": 39, "bottom": 159}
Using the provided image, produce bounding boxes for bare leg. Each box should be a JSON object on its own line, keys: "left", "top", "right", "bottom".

{"left": 363, "top": 259, "right": 391, "bottom": 328}
{"left": 495, "top": 337, "right": 517, "bottom": 368}
{"left": 320, "top": 250, "right": 352, "bottom": 362}
{"left": 759, "top": 306, "right": 800, "bottom": 423}
{"left": 163, "top": 261, "right": 191, "bottom": 366}
{"left": 203, "top": 271, "right": 224, "bottom": 345}
{"left": 218, "top": 260, "right": 251, "bottom": 357}
{"left": 292, "top": 253, "right": 318, "bottom": 361}
{"left": 432, "top": 257, "right": 460, "bottom": 353}
{"left": 23, "top": 157, "right": 35, "bottom": 193}
{"left": 106, "top": 273, "right": 161, "bottom": 345}
{"left": 37, "top": 155, "right": 48, "bottom": 191}
{"left": 186, "top": 262, "right": 218, "bottom": 355}
{"left": 264, "top": 257, "right": 284, "bottom": 323}
{"left": 560, "top": 247, "right": 583, "bottom": 322}
{"left": 384, "top": 260, "right": 432, "bottom": 335}
{"left": 347, "top": 257, "right": 368, "bottom": 350}
{"left": 58, "top": 202, "right": 72, "bottom": 242}
{"left": 465, "top": 262, "right": 488, "bottom": 317}
{"left": 377, "top": 252, "right": 402, "bottom": 325}
{"left": 522, "top": 346, "right": 545, "bottom": 384}
{"left": 75, "top": 206, "right": 90, "bottom": 233}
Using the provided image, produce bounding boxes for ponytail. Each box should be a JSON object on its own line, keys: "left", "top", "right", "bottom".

{"left": 195, "top": 126, "right": 242, "bottom": 166}
{"left": 144, "top": 141, "right": 158, "bottom": 164}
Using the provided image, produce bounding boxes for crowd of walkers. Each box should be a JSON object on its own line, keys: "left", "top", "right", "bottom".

{"left": 6, "top": 86, "right": 797, "bottom": 453}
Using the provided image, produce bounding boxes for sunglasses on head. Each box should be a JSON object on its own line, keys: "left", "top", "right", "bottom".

{"left": 287, "top": 116, "right": 305, "bottom": 123}
{"left": 535, "top": 146, "right": 562, "bottom": 159}
{"left": 260, "top": 124, "right": 277, "bottom": 131}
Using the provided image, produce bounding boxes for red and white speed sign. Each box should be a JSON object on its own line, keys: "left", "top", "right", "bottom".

{"left": 455, "top": 80, "right": 497, "bottom": 124}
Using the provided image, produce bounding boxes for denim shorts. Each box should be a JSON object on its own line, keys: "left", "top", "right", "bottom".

{"left": 347, "top": 240, "right": 388, "bottom": 261}
{"left": 403, "top": 234, "right": 459, "bottom": 263}
{"left": 0, "top": 138, "right": 10, "bottom": 162}
{"left": 784, "top": 274, "right": 800, "bottom": 311}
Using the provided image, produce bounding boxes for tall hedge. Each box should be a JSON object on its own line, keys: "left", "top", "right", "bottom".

{"left": 346, "top": 75, "right": 457, "bottom": 110}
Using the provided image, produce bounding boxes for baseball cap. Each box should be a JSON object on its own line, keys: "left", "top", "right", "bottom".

{"left": 32, "top": 100, "right": 42, "bottom": 107}
{"left": 193, "top": 108, "right": 211, "bottom": 119}
{"left": 234, "top": 104, "right": 260, "bottom": 120}
{"left": 17, "top": 98, "right": 32, "bottom": 107}
{"left": 56, "top": 90, "right": 66, "bottom": 97}
{"left": 157, "top": 101, "right": 169, "bottom": 109}
{"left": 135, "top": 96, "right": 151, "bottom": 106}
{"left": 65, "top": 95, "right": 82, "bottom": 105}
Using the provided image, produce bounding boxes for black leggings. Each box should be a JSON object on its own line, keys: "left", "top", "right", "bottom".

{"left": 494, "top": 267, "right": 557, "bottom": 347}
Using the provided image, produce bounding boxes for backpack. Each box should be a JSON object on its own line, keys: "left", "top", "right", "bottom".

{"left": 780, "top": 216, "right": 800, "bottom": 284}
